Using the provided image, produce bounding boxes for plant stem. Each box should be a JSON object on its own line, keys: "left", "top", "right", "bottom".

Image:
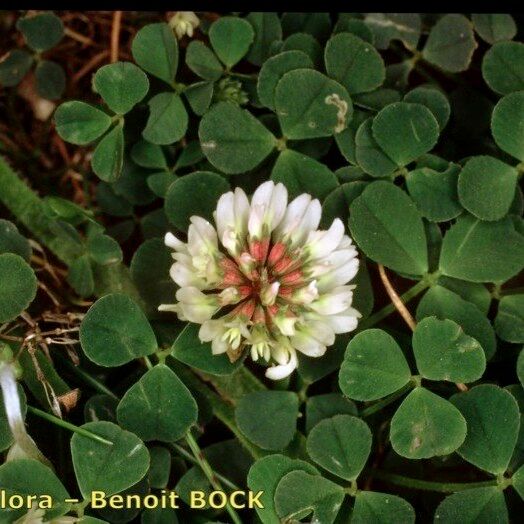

{"left": 185, "top": 431, "right": 243, "bottom": 524}
{"left": 367, "top": 468, "right": 499, "bottom": 493}
{"left": 360, "top": 382, "right": 414, "bottom": 418}
{"left": 168, "top": 442, "right": 241, "bottom": 491}
{"left": 27, "top": 405, "right": 113, "bottom": 446}
{"left": 358, "top": 278, "right": 430, "bottom": 330}
{"left": 55, "top": 352, "right": 119, "bottom": 400}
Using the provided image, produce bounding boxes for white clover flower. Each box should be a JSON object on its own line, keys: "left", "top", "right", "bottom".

{"left": 160, "top": 181, "right": 361, "bottom": 380}
{"left": 168, "top": 11, "right": 200, "bottom": 40}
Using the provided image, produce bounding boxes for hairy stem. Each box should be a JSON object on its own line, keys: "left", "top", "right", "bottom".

{"left": 27, "top": 405, "right": 113, "bottom": 446}
{"left": 367, "top": 468, "right": 500, "bottom": 493}
{"left": 185, "top": 431, "right": 243, "bottom": 524}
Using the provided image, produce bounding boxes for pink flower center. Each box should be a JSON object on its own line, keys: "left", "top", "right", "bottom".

{"left": 218, "top": 241, "right": 304, "bottom": 323}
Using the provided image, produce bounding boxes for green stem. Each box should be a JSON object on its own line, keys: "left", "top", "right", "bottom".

{"left": 55, "top": 352, "right": 118, "bottom": 400}
{"left": 143, "top": 355, "right": 154, "bottom": 370}
{"left": 185, "top": 431, "right": 242, "bottom": 524}
{"left": 360, "top": 382, "right": 414, "bottom": 418}
{"left": 168, "top": 442, "right": 240, "bottom": 491}
{"left": 27, "top": 405, "right": 113, "bottom": 446}
{"left": 358, "top": 278, "right": 430, "bottom": 330}
{"left": 367, "top": 469, "right": 499, "bottom": 493}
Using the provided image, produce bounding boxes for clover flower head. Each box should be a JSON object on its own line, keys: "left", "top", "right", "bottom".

{"left": 160, "top": 181, "right": 361, "bottom": 380}
{"left": 169, "top": 11, "right": 200, "bottom": 40}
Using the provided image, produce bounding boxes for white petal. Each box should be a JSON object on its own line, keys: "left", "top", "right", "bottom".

{"left": 291, "top": 334, "right": 327, "bottom": 357}
{"left": 234, "top": 187, "right": 250, "bottom": 234}
{"left": 199, "top": 319, "right": 225, "bottom": 341}
{"left": 215, "top": 191, "right": 235, "bottom": 240}
{"left": 309, "top": 286, "right": 354, "bottom": 315}
{"left": 265, "top": 348, "right": 298, "bottom": 380}
{"left": 305, "top": 219, "right": 345, "bottom": 260}
{"left": 211, "top": 337, "right": 228, "bottom": 355}
{"left": 165, "top": 232, "right": 186, "bottom": 251}
{"left": 323, "top": 310, "right": 360, "bottom": 334}
{"left": 169, "top": 262, "right": 205, "bottom": 288}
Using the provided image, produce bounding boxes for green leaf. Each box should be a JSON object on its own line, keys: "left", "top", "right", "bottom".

{"left": 87, "top": 233, "right": 122, "bottom": 266}
{"left": 491, "top": 91, "right": 524, "bottom": 161}
{"left": 92, "top": 122, "right": 124, "bottom": 182}
{"left": 482, "top": 41, "right": 524, "bottom": 95}
{"left": 164, "top": 171, "right": 229, "bottom": 231}
{"left": 305, "top": 393, "right": 357, "bottom": 433}
{"left": 0, "top": 49, "right": 33, "bottom": 87}
{"left": 148, "top": 446, "right": 172, "bottom": 489}
{"left": 437, "top": 276, "right": 492, "bottom": 316}
{"left": 270, "top": 149, "right": 338, "bottom": 200}
{"left": 458, "top": 155, "right": 518, "bottom": 221}
{"left": 339, "top": 328, "right": 411, "bottom": 401}
{"left": 472, "top": 14, "right": 517, "bottom": 44}
{"left": 132, "top": 23, "right": 178, "bottom": 84}
{"left": 406, "top": 164, "right": 462, "bottom": 222}
{"left": 16, "top": 12, "right": 63, "bottom": 51}
{"left": 390, "top": 387, "right": 467, "bottom": 459}
{"left": 0, "top": 219, "right": 31, "bottom": 261}
{"left": 131, "top": 238, "right": 176, "bottom": 313}
{"left": 354, "top": 88, "right": 402, "bottom": 111}
{"left": 325, "top": 32, "right": 385, "bottom": 94}
{"left": 68, "top": 255, "right": 95, "bottom": 297}
{"left": 245, "top": 13, "right": 282, "bottom": 66}
{"left": 71, "top": 420, "right": 150, "bottom": 498}
{"left": 275, "top": 69, "right": 352, "bottom": 139}
{"left": 185, "top": 41, "right": 223, "bottom": 81}
{"left": 131, "top": 141, "right": 167, "bottom": 170}
{"left": 355, "top": 118, "right": 397, "bottom": 178}
{"left": 0, "top": 253, "right": 37, "bottom": 323}
{"left": 352, "top": 491, "right": 415, "bottom": 524}
{"left": 93, "top": 62, "right": 149, "bottom": 114}
{"left": 0, "top": 459, "right": 69, "bottom": 522}
{"left": 372, "top": 102, "right": 440, "bottom": 167}
{"left": 422, "top": 14, "right": 477, "bottom": 72}
{"left": 209, "top": 16, "right": 254, "bottom": 68}
{"left": 79, "top": 293, "right": 157, "bottom": 367}
{"left": 141, "top": 508, "right": 178, "bottom": 524}
{"left": 348, "top": 181, "right": 428, "bottom": 275}
{"left": 257, "top": 50, "right": 313, "bottom": 110}
{"left": 184, "top": 81, "right": 214, "bottom": 116}
{"left": 282, "top": 12, "right": 331, "bottom": 41}
{"left": 274, "top": 470, "right": 344, "bottom": 524}
{"left": 321, "top": 181, "right": 368, "bottom": 229}
{"left": 514, "top": 463, "right": 524, "bottom": 500}
{"left": 334, "top": 17, "right": 374, "bottom": 44}
{"left": 403, "top": 86, "right": 450, "bottom": 131}
{"left": 35, "top": 60, "right": 65, "bottom": 100}
{"left": 199, "top": 102, "right": 275, "bottom": 174}
{"left": 416, "top": 285, "right": 496, "bottom": 360}
{"left": 412, "top": 317, "right": 486, "bottom": 383}
{"left": 247, "top": 454, "right": 319, "bottom": 524}
{"left": 55, "top": 101, "right": 112, "bottom": 145}
{"left": 451, "top": 384, "right": 520, "bottom": 474}
{"left": 439, "top": 215, "right": 524, "bottom": 283}
{"left": 281, "top": 33, "right": 322, "bottom": 68}
{"left": 495, "top": 295, "right": 524, "bottom": 343}
{"left": 236, "top": 391, "right": 298, "bottom": 450}
{"left": 171, "top": 323, "right": 243, "bottom": 376}
{"left": 143, "top": 92, "right": 188, "bottom": 145}
{"left": 518, "top": 350, "right": 524, "bottom": 389}
{"left": 364, "top": 13, "right": 421, "bottom": 50}
{"left": 117, "top": 364, "right": 197, "bottom": 442}
{"left": 434, "top": 487, "right": 508, "bottom": 523}
{"left": 307, "top": 414, "right": 371, "bottom": 481}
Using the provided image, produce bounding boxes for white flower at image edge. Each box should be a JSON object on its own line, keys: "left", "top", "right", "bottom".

{"left": 159, "top": 181, "right": 361, "bottom": 380}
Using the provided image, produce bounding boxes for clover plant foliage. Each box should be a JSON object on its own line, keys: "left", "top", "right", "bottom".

{"left": 0, "top": 10, "right": 523, "bottom": 524}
